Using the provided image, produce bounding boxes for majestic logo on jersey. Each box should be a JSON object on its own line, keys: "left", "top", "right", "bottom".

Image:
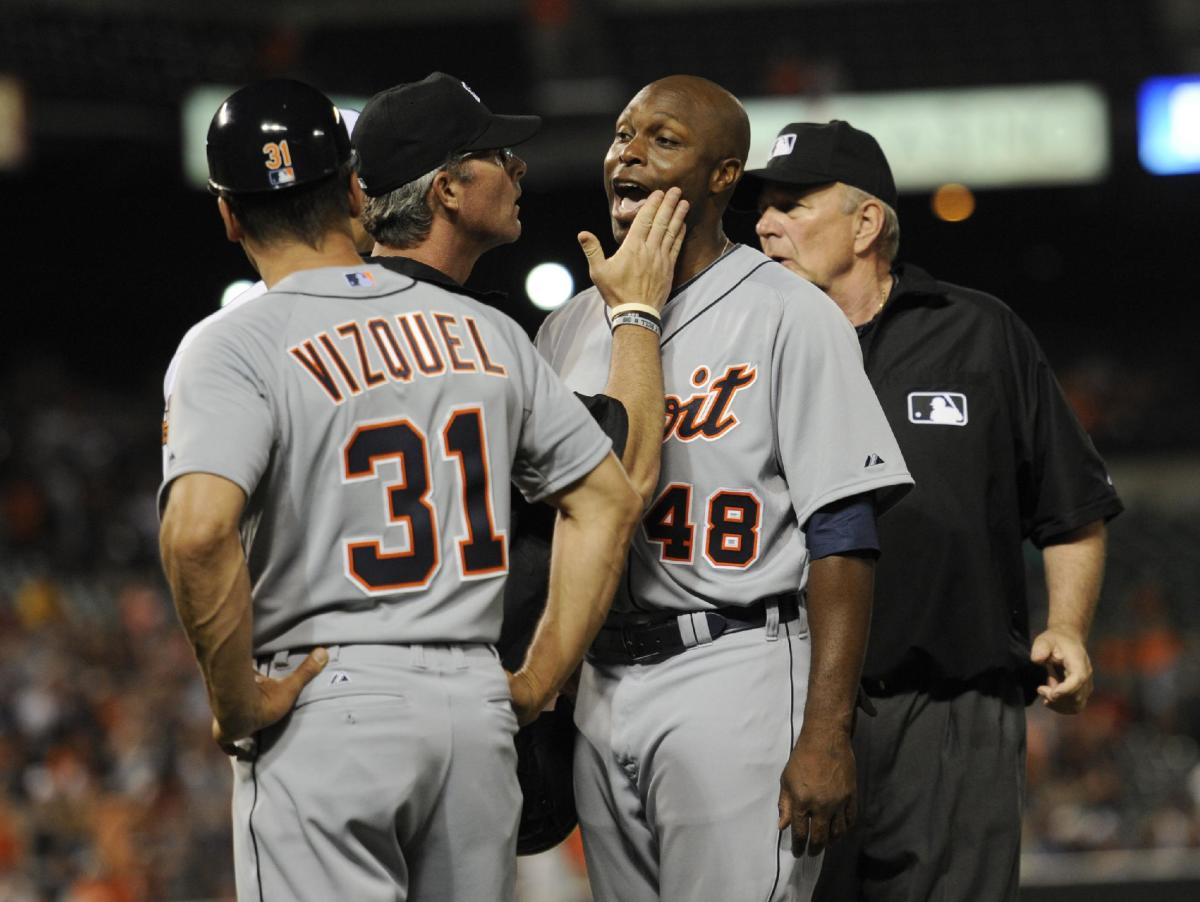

{"left": 864, "top": 453, "right": 886, "bottom": 467}
{"left": 663, "top": 364, "right": 757, "bottom": 443}
{"left": 907, "top": 391, "right": 968, "bottom": 426}
{"left": 770, "top": 133, "right": 797, "bottom": 159}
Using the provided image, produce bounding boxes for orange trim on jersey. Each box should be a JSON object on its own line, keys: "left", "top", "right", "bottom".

{"left": 464, "top": 316, "right": 508, "bottom": 376}
{"left": 289, "top": 340, "right": 345, "bottom": 404}
{"left": 318, "top": 332, "right": 362, "bottom": 395}
{"left": 366, "top": 317, "right": 413, "bottom": 383}
{"left": 398, "top": 313, "right": 446, "bottom": 375}
{"left": 701, "top": 489, "right": 762, "bottom": 570}
{"left": 642, "top": 482, "right": 695, "bottom": 564}
{"left": 342, "top": 418, "right": 440, "bottom": 593}
{"left": 435, "top": 312, "right": 478, "bottom": 373}
{"left": 442, "top": 406, "right": 508, "bottom": 578}
{"left": 336, "top": 321, "right": 386, "bottom": 388}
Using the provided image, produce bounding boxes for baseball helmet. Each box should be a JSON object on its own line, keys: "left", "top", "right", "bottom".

{"left": 206, "top": 78, "right": 355, "bottom": 195}
{"left": 515, "top": 697, "right": 579, "bottom": 855}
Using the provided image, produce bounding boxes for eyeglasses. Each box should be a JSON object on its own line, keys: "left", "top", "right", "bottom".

{"left": 458, "top": 147, "right": 515, "bottom": 167}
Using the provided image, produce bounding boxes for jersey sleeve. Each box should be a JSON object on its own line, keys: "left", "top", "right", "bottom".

{"left": 158, "top": 320, "right": 277, "bottom": 513}
{"left": 508, "top": 322, "right": 613, "bottom": 503}
{"left": 771, "top": 286, "right": 913, "bottom": 526}
{"left": 1006, "top": 315, "right": 1123, "bottom": 546}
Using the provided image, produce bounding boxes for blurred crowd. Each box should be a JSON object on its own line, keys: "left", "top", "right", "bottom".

{"left": 1, "top": 364, "right": 1198, "bottom": 899}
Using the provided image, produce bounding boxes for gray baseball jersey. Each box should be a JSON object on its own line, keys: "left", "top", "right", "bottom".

{"left": 539, "top": 244, "right": 912, "bottom": 902}
{"left": 161, "top": 263, "right": 610, "bottom": 654}
{"left": 537, "top": 244, "right": 912, "bottom": 615}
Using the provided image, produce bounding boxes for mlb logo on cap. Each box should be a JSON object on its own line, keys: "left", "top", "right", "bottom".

{"left": 770, "top": 133, "right": 797, "bottom": 159}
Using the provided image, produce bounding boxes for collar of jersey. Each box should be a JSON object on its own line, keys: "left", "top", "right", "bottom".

{"left": 664, "top": 241, "right": 749, "bottom": 310}
{"left": 368, "top": 255, "right": 507, "bottom": 304}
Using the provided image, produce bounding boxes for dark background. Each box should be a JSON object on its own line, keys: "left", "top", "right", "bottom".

{"left": 1, "top": 1, "right": 1199, "bottom": 899}
{"left": 1, "top": 0, "right": 1196, "bottom": 456}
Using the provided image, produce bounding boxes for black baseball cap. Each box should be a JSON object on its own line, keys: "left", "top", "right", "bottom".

{"left": 732, "top": 120, "right": 897, "bottom": 211}
{"left": 354, "top": 72, "right": 541, "bottom": 197}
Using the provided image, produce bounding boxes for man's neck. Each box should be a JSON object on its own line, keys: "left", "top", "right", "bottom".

{"left": 252, "top": 232, "right": 364, "bottom": 289}
{"left": 828, "top": 263, "right": 894, "bottom": 328}
{"left": 372, "top": 224, "right": 485, "bottom": 286}
{"left": 673, "top": 224, "right": 733, "bottom": 287}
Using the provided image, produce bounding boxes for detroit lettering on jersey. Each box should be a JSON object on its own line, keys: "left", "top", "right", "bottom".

{"left": 288, "top": 311, "right": 507, "bottom": 405}
{"left": 663, "top": 363, "right": 757, "bottom": 442}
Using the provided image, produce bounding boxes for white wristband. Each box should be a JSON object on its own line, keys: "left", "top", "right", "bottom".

{"left": 610, "top": 302, "right": 662, "bottom": 319}
{"left": 610, "top": 310, "right": 662, "bottom": 336}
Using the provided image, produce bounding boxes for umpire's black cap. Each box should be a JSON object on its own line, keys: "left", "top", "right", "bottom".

{"left": 354, "top": 72, "right": 541, "bottom": 197}
{"left": 206, "top": 79, "right": 355, "bottom": 195}
{"left": 732, "top": 120, "right": 898, "bottom": 211}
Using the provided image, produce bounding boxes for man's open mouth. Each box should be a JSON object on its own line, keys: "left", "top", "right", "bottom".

{"left": 611, "top": 179, "right": 652, "bottom": 221}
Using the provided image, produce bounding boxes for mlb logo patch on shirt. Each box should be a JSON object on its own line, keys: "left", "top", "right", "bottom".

{"left": 908, "top": 391, "right": 968, "bottom": 426}
{"left": 770, "top": 133, "right": 797, "bottom": 159}
{"left": 344, "top": 271, "right": 376, "bottom": 288}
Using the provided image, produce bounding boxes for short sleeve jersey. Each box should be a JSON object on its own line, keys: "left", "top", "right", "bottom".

{"left": 536, "top": 245, "right": 913, "bottom": 613}
{"left": 160, "top": 264, "right": 610, "bottom": 653}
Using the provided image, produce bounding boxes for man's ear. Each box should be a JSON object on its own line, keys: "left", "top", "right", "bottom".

{"left": 854, "top": 197, "right": 886, "bottom": 256}
{"left": 348, "top": 171, "right": 366, "bottom": 218}
{"left": 217, "top": 196, "right": 243, "bottom": 243}
{"left": 710, "top": 157, "right": 744, "bottom": 196}
{"left": 430, "top": 170, "right": 461, "bottom": 213}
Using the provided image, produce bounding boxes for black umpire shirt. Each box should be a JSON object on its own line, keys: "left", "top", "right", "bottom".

{"left": 856, "top": 263, "right": 1123, "bottom": 691}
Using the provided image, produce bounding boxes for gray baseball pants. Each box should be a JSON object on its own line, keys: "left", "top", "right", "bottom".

{"left": 231, "top": 643, "right": 520, "bottom": 901}
{"left": 573, "top": 612, "right": 821, "bottom": 902}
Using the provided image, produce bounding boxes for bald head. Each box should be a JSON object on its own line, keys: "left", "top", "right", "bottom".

{"left": 604, "top": 75, "right": 749, "bottom": 243}
{"left": 636, "top": 75, "right": 750, "bottom": 167}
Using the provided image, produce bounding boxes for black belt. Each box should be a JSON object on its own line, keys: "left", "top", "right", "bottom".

{"left": 588, "top": 591, "right": 801, "bottom": 666}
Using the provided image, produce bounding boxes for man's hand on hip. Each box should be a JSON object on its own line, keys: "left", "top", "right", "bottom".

{"left": 212, "top": 647, "right": 329, "bottom": 752}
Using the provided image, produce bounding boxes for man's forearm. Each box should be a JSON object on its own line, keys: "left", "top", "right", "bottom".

{"left": 604, "top": 323, "right": 664, "bottom": 505}
{"left": 1043, "top": 520, "right": 1107, "bottom": 639}
{"left": 800, "top": 554, "right": 875, "bottom": 737}
{"left": 162, "top": 528, "right": 260, "bottom": 736}
{"left": 517, "top": 483, "right": 639, "bottom": 706}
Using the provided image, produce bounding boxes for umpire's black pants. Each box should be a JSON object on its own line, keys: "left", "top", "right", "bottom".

{"left": 813, "top": 672, "right": 1025, "bottom": 902}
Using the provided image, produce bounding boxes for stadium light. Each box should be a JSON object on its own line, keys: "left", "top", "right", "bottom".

{"left": 525, "top": 263, "right": 574, "bottom": 311}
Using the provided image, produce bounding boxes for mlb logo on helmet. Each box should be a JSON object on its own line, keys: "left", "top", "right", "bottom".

{"left": 270, "top": 167, "right": 296, "bottom": 187}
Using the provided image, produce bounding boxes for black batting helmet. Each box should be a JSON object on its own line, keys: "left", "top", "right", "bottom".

{"left": 206, "top": 79, "right": 355, "bottom": 195}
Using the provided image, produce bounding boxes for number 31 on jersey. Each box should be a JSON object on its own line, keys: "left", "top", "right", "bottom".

{"left": 341, "top": 405, "right": 506, "bottom": 595}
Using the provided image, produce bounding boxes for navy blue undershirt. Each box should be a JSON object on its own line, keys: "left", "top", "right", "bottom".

{"left": 804, "top": 493, "right": 879, "bottom": 560}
